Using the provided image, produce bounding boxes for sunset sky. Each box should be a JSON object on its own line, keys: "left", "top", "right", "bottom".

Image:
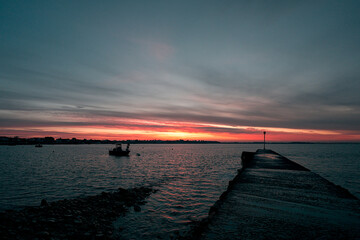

{"left": 1, "top": 1, "right": 360, "bottom": 142}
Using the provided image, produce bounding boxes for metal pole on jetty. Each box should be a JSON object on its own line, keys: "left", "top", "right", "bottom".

{"left": 263, "top": 131, "right": 266, "bottom": 149}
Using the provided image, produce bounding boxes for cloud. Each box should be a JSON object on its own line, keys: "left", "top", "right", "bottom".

{"left": 130, "top": 38, "right": 175, "bottom": 62}
{"left": 1, "top": 1, "right": 360, "bottom": 141}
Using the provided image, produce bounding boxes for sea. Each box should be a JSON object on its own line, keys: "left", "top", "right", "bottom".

{"left": 0, "top": 143, "right": 359, "bottom": 239}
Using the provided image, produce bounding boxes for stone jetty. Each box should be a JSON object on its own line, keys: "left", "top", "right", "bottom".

{"left": 0, "top": 187, "right": 154, "bottom": 239}
{"left": 187, "top": 149, "right": 360, "bottom": 239}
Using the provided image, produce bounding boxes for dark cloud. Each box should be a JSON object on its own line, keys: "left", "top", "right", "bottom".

{"left": 290, "top": 75, "right": 360, "bottom": 107}
{"left": 193, "top": 126, "right": 259, "bottom": 134}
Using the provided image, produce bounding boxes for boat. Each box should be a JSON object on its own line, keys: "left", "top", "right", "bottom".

{"left": 35, "top": 144, "right": 43, "bottom": 148}
{"left": 109, "top": 143, "right": 130, "bottom": 156}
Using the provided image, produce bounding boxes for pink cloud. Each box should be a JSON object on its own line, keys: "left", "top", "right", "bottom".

{"left": 131, "top": 38, "right": 175, "bottom": 61}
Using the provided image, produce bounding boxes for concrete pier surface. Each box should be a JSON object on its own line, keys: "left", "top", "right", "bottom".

{"left": 192, "top": 149, "right": 360, "bottom": 240}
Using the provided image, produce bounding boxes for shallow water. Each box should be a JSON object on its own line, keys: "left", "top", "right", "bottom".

{"left": 0, "top": 143, "right": 359, "bottom": 238}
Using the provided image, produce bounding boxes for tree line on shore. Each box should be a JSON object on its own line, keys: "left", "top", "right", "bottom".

{"left": 0, "top": 136, "right": 220, "bottom": 145}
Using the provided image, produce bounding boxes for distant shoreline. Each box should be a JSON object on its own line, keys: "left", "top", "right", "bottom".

{"left": 1, "top": 136, "right": 359, "bottom": 145}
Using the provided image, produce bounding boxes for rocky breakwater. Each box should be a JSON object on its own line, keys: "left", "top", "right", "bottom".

{"left": 0, "top": 187, "right": 154, "bottom": 239}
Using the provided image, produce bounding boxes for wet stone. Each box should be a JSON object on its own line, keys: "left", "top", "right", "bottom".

{"left": 0, "top": 187, "right": 153, "bottom": 240}
{"left": 40, "top": 199, "right": 49, "bottom": 207}
{"left": 134, "top": 205, "right": 141, "bottom": 212}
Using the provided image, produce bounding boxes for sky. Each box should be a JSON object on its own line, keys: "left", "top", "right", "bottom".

{"left": 1, "top": 0, "right": 360, "bottom": 142}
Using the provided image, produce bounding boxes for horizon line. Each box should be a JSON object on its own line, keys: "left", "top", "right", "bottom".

{"left": 1, "top": 136, "right": 359, "bottom": 144}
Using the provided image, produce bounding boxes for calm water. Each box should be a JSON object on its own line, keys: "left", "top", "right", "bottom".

{"left": 0, "top": 144, "right": 359, "bottom": 239}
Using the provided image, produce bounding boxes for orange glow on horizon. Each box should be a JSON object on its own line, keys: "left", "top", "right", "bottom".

{"left": 1, "top": 118, "right": 359, "bottom": 142}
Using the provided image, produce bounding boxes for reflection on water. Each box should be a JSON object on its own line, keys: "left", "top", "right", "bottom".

{"left": 0, "top": 143, "right": 359, "bottom": 239}
{"left": 113, "top": 144, "right": 253, "bottom": 239}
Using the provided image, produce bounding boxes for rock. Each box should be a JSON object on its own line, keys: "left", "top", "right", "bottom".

{"left": 96, "top": 233, "right": 104, "bottom": 238}
{"left": 74, "top": 218, "right": 83, "bottom": 224}
{"left": 134, "top": 205, "right": 141, "bottom": 212}
{"left": 37, "top": 231, "right": 50, "bottom": 239}
{"left": 40, "top": 199, "right": 49, "bottom": 207}
{"left": 48, "top": 218, "right": 57, "bottom": 223}
{"left": 0, "top": 187, "right": 154, "bottom": 239}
